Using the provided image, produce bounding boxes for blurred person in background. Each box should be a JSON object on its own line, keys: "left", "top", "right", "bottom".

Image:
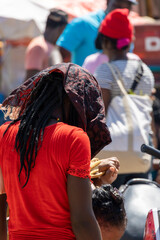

{"left": 56, "top": 0, "right": 137, "bottom": 67}
{"left": 25, "top": 8, "right": 68, "bottom": 80}
{"left": 94, "top": 8, "right": 155, "bottom": 189}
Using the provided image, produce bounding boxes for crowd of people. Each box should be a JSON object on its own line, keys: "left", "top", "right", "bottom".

{"left": 0, "top": 0, "right": 159, "bottom": 239}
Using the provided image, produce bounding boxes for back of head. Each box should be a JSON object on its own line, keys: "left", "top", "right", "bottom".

{"left": 92, "top": 184, "right": 127, "bottom": 229}
{"left": 100, "top": 8, "right": 133, "bottom": 41}
{"left": 96, "top": 8, "right": 133, "bottom": 50}
{"left": 46, "top": 8, "right": 68, "bottom": 29}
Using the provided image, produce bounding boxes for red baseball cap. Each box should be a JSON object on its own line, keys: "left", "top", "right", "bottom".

{"left": 99, "top": 8, "right": 133, "bottom": 42}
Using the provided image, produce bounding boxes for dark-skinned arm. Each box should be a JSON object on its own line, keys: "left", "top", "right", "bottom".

{"left": 150, "top": 110, "right": 158, "bottom": 148}
{"left": 101, "top": 88, "right": 111, "bottom": 115}
{"left": 67, "top": 175, "right": 102, "bottom": 240}
{"left": 0, "top": 193, "right": 7, "bottom": 240}
{"left": 58, "top": 46, "right": 71, "bottom": 63}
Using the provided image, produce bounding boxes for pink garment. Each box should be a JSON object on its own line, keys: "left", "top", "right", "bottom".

{"left": 82, "top": 52, "right": 140, "bottom": 74}
{"left": 25, "top": 36, "right": 54, "bottom": 71}
{"left": 82, "top": 52, "right": 109, "bottom": 74}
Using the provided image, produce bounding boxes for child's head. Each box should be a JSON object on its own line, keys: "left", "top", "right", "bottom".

{"left": 92, "top": 184, "right": 127, "bottom": 240}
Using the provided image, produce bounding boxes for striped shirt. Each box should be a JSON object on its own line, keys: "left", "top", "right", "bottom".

{"left": 94, "top": 59, "right": 154, "bottom": 98}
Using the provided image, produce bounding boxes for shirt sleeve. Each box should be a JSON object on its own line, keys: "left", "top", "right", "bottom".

{"left": 82, "top": 55, "right": 95, "bottom": 75}
{"left": 94, "top": 63, "right": 113, "bottom": 90}
{"left": 56, "top": 18, "right": 86, "bottom": 52}
{"left": 67, "top": 128, "right": 91, "bottom": 179}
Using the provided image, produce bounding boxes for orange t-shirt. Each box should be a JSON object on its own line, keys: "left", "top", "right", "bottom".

{"left": 0, "top": 122, "right": 91, "bottom": 239}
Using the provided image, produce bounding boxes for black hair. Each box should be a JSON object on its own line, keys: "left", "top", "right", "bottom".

{"left": 95, "top": 32, "right": 104, "bottom": 50}
{"left": 46, "top": 8, "right": 68, "bottom": 29}
{"left": 4, "top": 71, "right": 79, "bottom": 187}
{"left": 95, "top": 32, "right": 129, "bottom": 50}
{"left": 92, "top": 184, "right": 127, "bottom": 229}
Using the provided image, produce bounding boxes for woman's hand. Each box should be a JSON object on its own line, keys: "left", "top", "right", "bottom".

{"left": 93, "top": 157, "right": 120, "bottom": 186}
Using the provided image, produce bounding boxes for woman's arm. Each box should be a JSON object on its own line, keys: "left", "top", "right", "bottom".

{"left": 67, "top": 175, "right": 102, "bottom": 240}
{"left": 0, "top": 194, "right": 7, "bottom": 240}
{"left": 0, "top": 168, "right": 5, "bottom": 195}
{"left": 0, "top": 168, "right": 7, "bottom": 240}
{"left": 101, "top": 88, "right": 111, "bottom": 115}
{"left": 58, "top": 46, "right": 71, "bottom": 62}
{"left": 150, "top": 110, "right": 158, "bottom": 148}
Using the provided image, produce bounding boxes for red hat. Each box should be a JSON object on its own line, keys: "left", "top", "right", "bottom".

{"left": 99, "top": 9, "right": 133, "bottom": 42}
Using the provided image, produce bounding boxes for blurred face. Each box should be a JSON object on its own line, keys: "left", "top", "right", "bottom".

{"left": 108, "top": 0, "right": 132, "bottom": 12}
{"left": 101, "top": 225, "right": 125, "bottom": 240}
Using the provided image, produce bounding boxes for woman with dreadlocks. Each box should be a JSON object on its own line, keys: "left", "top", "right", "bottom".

{"left": 0, "top": 63, "right": 119, "bottom": 240}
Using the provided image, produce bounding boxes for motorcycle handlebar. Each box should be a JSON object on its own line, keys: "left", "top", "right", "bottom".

{"left": 141, "top": 144, "right": 160, "bottom": 159}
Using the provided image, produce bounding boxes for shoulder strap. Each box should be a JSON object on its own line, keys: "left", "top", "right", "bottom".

{"left": 129, "top": 60, "right": 144, "bottom": 93}
{"left": 106, "top": 62, "right": 134, "bottom": 151}
{"left": 106, "top": 62, "right": 128, "bottom": 96}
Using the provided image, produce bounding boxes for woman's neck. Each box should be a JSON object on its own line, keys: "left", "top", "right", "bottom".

{"left": 104, "top": 49, "right": 128, "bottom": 62}
{"left": 46, "top": 108, "right": 63, "bottom": 126}
{"left": 109, "top": 52, "right": 128, "bottom": 62}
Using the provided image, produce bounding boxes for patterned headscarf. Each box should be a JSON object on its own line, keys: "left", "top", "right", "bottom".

{"left": 1, "top": 63, "right": 111, "bottom": 157}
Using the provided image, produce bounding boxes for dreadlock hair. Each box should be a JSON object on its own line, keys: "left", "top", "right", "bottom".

{"left": 4, "top": 71, "right": 80, "bottom": 187}
{"left": 92, "top": 184, "right": 127, "bottom": 230}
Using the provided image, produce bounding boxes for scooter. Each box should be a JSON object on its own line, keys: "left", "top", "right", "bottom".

{"left": 120, "top": 144, "right": 160, "bottom": 240}
{"left": 144, "top": 208, "right": 160, "bottom": 240}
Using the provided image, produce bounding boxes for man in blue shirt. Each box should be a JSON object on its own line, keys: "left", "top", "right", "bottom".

{"left": 56, "top": 0, "right": 137, "bottom": 66}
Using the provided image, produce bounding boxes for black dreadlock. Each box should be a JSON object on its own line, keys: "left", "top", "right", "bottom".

{"left": 4, "top": 71, "right": 79, "bottom": 187}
